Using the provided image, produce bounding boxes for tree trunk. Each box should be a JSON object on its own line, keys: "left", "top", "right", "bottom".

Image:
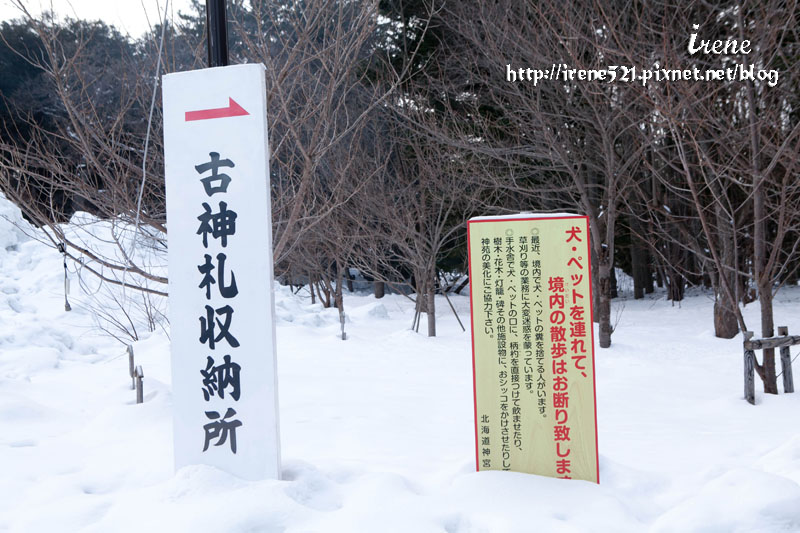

{"left": 319, "top": 276, "right": 334, "bottom": 308}
{"left": 709, "top": 198, "right": 739, "bottom": 339}
{"left": 787, "top": 257, "right": 800, "bottom": 286}
{"left": 713, "top": 296, "right": 739, "bottom": 339}
{"left": 753, "top": 159, "right": 777, "bottom": 393}
{"left": 411, "top": 297, "right": 421, "bottom": 331}
{"left": 667, "top": 241, "right": 685, "bottom": 302}
{"left": 644, "top": 261, "right": 654, "bottom": 294}
{"left": 632, "top": 242, "right": 645, "bottom": 300}
{"left": 345, "top": 268, "right": 354, "bottom": 292}
{"left": 743, "top": 10, "right": 777, "bottom": 394}
{"left": 335, "top": 264, "right": 346, "bottom": 340}
{"left": 713, "top": 200, "right": 739, "bottom": 339}
{"left": 592, "top": 246, "right": 600, "bottom": 324}
{"left": 667, "top": 270, "right": 684, "bottom": 302}
{"left": 427, "top": 281, "right": 436, "bottom": 337}
{"left": 374, "top": 281, "right": 385, "bottom": 299}
{"left": 411, "top": 269, "right": 427, "bottom": 333}
{"left": 754, "top": 182, "right": 777, "bottom": 393}
{"left": 597, "top": 262, "right": 612, "bottom": 348}
{"left": 759, "top": 286, "right": 778, "bottom": 393}
{"left": 630, "top": 216, "right": 648, "bottom": 299}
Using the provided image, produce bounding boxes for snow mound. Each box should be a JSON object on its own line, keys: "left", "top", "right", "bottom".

{"left": 755, "top": 435, "right": 800, "bottom": 487}
{"left": 273, "top": 284, "right": 339, "bottom": 327}
{"left": 348, "top": 301, "right": 391, "bottom": 321}
{"left": 651, "top": 469, "right": 800, "bottom": 532}
{"left": 0, "top": 193, "right": 30, "bottom": 252}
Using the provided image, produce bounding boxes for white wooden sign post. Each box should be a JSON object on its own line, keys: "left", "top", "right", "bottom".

{"left": 162, "top": 63, "right": 281, "bottom": 480}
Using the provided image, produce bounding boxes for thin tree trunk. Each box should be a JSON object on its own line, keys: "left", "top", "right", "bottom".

{"left": 655, "top": 262, "right": 664, "bottom": 289}
{"left": 630, "top": 216, "right": 647, "bottom": 299}
{"left": 668, "top": 270, "right": 685, "bottom": 302}
{"left": 741, "top": 6, "right": 777, "bottom": 394}
{"left": 320, "top": 275, "right": 334, "bottom": 308}
{"left": 713, "top": 200, "right": 739, "bottom": 338}
{"left": 751, "top": 112, "right": 777, "bottom": 393}
{"left": 666, "top": 242, "right": 685, "bottom": 302}
{"left": 427, "top": 274, "right": 436, "bottom": 337}
{"left": 632, "top": 242, "right": 645, "bottom": 299}
{"left": 592, "top": 246, "right": 600, "bottom": 324}
{"left": 754, "top": 171, "right": 777, "bottom": 392}
{"left": 759, "top": 285, "right": 777, "bottom": 393}
{"left": 345, "top": 267, "right": 354, "bottom": 292}
{"left": 714, "top": 283, "right": 739, "bottom": 339}
{"left": 374, "top": 281, "right": 385, "bottom": 299}
{"left": 335, "top": 264, "right": 346, "bottom": 340}
{"left": 597, "top": 262, "right": 612, "bottom": 348}
{"left": 644, "top": 260, "right": 654, "bottom": 294}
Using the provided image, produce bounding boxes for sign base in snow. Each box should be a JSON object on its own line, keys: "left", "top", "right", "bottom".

{"left": 162, "top": 63, "right": 280, "bottom": 480}
{"left": 468, "top": 214, "right": 598, "bottom": 483}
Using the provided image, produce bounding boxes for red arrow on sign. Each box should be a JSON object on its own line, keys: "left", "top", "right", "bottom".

{"left": 185, "top": 97, "right": 249, "bottom": 122}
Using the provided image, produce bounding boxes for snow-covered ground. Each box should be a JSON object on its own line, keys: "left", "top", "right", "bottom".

{"left": 1, "top": 196, "right": 800, "bottom": 532}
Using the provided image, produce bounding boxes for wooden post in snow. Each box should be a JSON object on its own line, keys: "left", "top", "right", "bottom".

{"left": 743, "top": 331, "right": 756, "bottom": 405}
{"left": 135, "top": 365, "right": 144, "bottom": 404}
{"left": 127, "top": 345, "right": 135, "bottom": 390}
{"left": 778, "top": 326, "right": 794, "bottom": 394}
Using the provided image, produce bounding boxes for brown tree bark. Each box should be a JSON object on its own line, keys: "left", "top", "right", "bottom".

{"left": 630, "top": 223, "right": 647, "bottom": 300}
{"left": 426, "top": 278, "right": 436, "bottom": 338}
{"left": 374, "top": 281, "right": 385, "bottom": 299}
{"left": 597, "top": 261, "right": 612, "bottom": 349}
{"left": 713, "top": 199, "right": 739, "bottom": 339}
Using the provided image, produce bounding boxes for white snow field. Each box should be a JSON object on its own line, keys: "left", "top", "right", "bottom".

{"left": 1, "top": 194, "right": 800, "bottom": 533}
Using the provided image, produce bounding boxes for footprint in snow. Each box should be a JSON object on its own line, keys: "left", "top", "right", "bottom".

{"left": 1, "top": 285, "right": 19, "bottom": 295}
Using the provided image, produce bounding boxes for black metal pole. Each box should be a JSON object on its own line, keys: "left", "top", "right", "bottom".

{"left": 206, "top": 0, "right": 229, "bottom": 67}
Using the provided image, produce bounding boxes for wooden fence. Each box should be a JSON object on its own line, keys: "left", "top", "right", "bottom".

{"left": 743, "top": 326, "right": 796, "bottom": 405}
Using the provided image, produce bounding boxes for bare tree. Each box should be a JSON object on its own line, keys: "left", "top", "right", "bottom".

{"left": 0, "top": 10, "right": 172, "bottom": 300}
{"left": 438, "top": 0, "right": 654, "bottom": 347}
{"left": 634, "top": 0, "right": 800, "bottom": 391}
{"left": 230, "top": 0, "right": 429, "bottom": 267}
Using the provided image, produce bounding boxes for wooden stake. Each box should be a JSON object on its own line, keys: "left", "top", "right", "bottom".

{"left": 135, "top": 365, "right": 144, "bottom": 404}
{"left": 778, "top": 326, "right": 794, "bottom": 393}
{"left": 744, "top": 331, "right": 755, "bottom": 405}
{"left": 127, "top": 345, "right": 135, "bottom": 390}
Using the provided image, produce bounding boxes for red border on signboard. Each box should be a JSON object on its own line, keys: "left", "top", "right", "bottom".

{"left": 467, "top": 215, "right": 600, "bottom": 483}
{"left": 466, "top": 220, "right": 479, "bottom": 471}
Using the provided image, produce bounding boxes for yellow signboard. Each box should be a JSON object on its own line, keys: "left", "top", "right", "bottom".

{"left": 468, "top": 214, "right": 598, "bottom": 482}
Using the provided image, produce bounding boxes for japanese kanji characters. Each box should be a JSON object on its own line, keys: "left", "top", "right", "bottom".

{"left": 163, "top": 64, "right": 280, "bottom": 478}
{"left": 201, "top": 355, "right": 242, "bottom": 401}
{"left": 199, "top": 304, "right": 240, "bottom": 349}
{"left": 203, "top": 408, "right": 242, "bottom": 453}
{"left": 195, "top": 151, "right": 234, "bottom": 196}
{"left": 195, "top": 151, "right": 243, "bottom": 454}
{"left": 470, "top": 216, "right": 597, "bottom": 482}
{"left": 547, "top": 223, "right": 592, "bottom": 478}
{"left": 197, "top": 201, "right": 237, "bottom": 248}
{"left": 198, "top": 253, "right": 239, "bottom": 299}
